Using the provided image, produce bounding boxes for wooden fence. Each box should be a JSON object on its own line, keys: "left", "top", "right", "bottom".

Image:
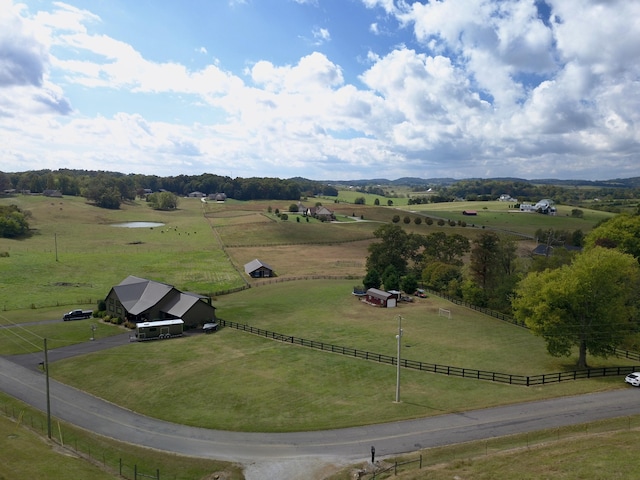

{"left": 426, "top": 289, "right": 640, "bottom": 362}
{"left": 219, "top": 320, "right": 640, "bottom": 386}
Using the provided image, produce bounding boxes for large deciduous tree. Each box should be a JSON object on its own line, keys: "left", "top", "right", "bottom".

{"left": 366, "top": 224, "right": 411, "bottom": 277}
{"left": 585, "top": 214, "right": 640, "bottom": 261}
{"left": 422, "top": 232, "right": 470, "bottom": 266}
{"left": 512, "top": 247, "right": 640, "bottom": 369}
{"left": 0, "top": 205, "right": 30, "bottom": 238}
{"left": 148, "top": 192, "right": 179, "bottom": 210}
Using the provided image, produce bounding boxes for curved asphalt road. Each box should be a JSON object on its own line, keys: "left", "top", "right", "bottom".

{"left": 2, "top": 354, "right": 640, "bottom": 465}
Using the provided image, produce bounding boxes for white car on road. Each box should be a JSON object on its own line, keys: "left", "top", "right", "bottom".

{"left": 625, "top": 372, "right": 640, "bottom": 387}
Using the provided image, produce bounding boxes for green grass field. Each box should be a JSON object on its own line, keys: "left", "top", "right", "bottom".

{"left": 0, "top": 192, "right": 636, "bottom": 478}
{"left": 0, "top": 195, "right": 245, "bottom": 309}
{"left": 47, "top": 280, "right": 634, "bottom": 433}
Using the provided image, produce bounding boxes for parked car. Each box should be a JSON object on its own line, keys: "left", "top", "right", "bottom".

{"left": 625, "top": 372, "right": 640, "bottom": 387}
{"left": 203, "top": 322, "right": 219, "bottom": 333}
{"left": 414, "top": 289, "right": 427, "bottom": 298}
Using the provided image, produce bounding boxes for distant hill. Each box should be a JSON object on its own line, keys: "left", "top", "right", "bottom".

{"left": 316, "top": 177, "right": 640, "bottom": 189}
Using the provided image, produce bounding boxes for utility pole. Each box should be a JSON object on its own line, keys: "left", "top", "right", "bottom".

{"left": 395, "top": 315, "right": 403, "bottom": 403}
{"left": 54, "top": 233, "right": 58, "bottom": 262}
{"left": 44, "top": 338, "right": 52, "bottom": 439}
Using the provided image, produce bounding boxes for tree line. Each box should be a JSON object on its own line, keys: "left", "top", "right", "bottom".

{"left": 364, "top": 213, "right": 640, "bottom": 369}
{"left": 0, "top": 169, "right": 338, "bottom": 210}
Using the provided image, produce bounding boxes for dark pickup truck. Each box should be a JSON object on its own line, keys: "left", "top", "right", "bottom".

{"left": 63, "top": 309, "right": 93, "bottom": 321}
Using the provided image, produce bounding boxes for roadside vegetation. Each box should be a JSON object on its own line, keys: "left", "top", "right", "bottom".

{"left": 0, "top": 393, "right": 243, "bottom": 480}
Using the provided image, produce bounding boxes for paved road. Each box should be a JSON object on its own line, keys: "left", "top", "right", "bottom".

{"left": 2, "top": 354, "right": 640, "bottom": 465}
{"left": 2, "top": 330, "right": 640, "bottom": 479}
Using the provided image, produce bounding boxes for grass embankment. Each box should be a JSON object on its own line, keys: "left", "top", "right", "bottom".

{"left": 49, "top": 279, "right": 635, "bottom": 433}
{"left": 329, "top": 416, "right": 640, "bottom": 480}
{"left": 0, "top": 393, "right": 242, "bottom": 480}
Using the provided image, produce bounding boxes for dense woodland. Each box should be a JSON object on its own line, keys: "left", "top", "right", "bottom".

{"left": 2, "top": 169, "right": 640, "bottom": 211}
{"left": 0, "top": 170, "right": 338, "bottom": 208}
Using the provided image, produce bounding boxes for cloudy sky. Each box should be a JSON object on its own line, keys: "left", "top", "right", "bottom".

{"left": 1, "top": 0, "right": 639, "bottom": 181}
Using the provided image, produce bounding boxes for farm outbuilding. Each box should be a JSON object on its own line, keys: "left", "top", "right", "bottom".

{"left": 104, "top": 276, "right": 216, "bottom": 329}
{"left": 364, "top": 288, "right": 397, "bottom": 308}
{"left": 244, "top": 259, "right": 275, "bottom": 278}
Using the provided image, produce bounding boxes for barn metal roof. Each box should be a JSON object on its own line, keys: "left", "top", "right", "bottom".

{"left": 366, "top": 288, "right": 393, "bottom": 300}
{"left": 161, "top": 292, "right": 202, "bottom": 317}
{"left": 112, "top": 276, "right": 175, "bottom": 315}
{"left": 244, "top": 258, "right": 273, "bottom": 274}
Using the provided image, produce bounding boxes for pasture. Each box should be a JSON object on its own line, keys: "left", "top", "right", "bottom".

{"left": 0, "top": 195, "right": 244, "bottom": 310}
{"left": 50, "top": 279, "right": 634, "bottom": 432}
{"left": 0, "top": 190, "right": 637, "bottom": 477}
{"left": 399, "top": 200, "right": 614, "bottom": 236}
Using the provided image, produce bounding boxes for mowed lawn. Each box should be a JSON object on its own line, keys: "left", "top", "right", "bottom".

{"left": 50, "top": 280, "right": 634, "bottom": 433}
{"left": 0, "top": 316, "right": 125, "bottom": 355}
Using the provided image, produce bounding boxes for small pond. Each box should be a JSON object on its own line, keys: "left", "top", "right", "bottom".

{"left": 111, "top": 222, "right": 165, "bottom": 228}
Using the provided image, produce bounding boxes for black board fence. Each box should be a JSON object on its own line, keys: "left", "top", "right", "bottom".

{"left": 218, "top": 319, "right": 640, "bottom": 386}
{"left": 425, "top": 289, "right": 640, "bottom": 363}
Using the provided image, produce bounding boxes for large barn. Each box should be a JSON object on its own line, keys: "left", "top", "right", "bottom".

{"left": 104, "top": 275, "right": 216, "bottom": 329}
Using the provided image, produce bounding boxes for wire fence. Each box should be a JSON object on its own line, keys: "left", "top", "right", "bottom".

{"left": 356, "top": 415, "right": 640, "bottom": 479}
{"left": 1, "top": 403, "right": 169, "bottom": 479}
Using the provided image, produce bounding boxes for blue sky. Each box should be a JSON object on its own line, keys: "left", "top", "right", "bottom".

{"left": 1, "top": 0, "right": 639, "bottom": 181}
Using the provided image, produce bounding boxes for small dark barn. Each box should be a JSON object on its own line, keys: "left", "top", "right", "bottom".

{"left": 244, "top": 259, "right": 275, "bottom": 278}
